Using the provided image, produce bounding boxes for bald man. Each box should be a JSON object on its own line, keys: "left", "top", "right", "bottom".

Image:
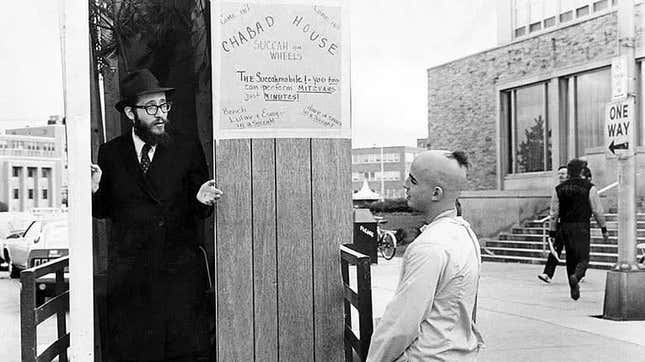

{"left": 367, "top": 150, "right": 484, "bottom": 362}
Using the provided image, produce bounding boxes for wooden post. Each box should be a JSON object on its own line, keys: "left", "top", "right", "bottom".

{"left": 215, "top": 138, "right": 350, "bottom": 361}
{"left": 20, "top": 270, "right": 37, "bottom": 362}
{"left": 211, "top": 2, "right": 351, "bottom": 359}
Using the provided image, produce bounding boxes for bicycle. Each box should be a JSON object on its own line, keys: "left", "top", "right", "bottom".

{"left": 374, "top": 216, "right": 397, "bottom": 260}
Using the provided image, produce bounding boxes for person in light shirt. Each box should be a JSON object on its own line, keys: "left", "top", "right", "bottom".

{"left": 367, "top": 150, "right": 484, "bottom": 362}
{"left": 538, "top": 165, "right": 569, "bottom": 284}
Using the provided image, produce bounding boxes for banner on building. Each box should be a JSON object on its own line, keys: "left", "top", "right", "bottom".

{"left": 211, "top": 0, "right": 350, "bottom": 139}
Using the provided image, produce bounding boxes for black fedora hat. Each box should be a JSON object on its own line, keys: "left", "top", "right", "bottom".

{"left": 114, "top": 69, "right": 174, "bottom": 112}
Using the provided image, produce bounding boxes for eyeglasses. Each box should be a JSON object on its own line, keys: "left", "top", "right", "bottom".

{"left": 132, "top": 102, "right": 172, "bottom": 115}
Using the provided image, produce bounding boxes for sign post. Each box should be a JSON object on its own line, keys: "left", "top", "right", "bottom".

{"left": 602, "top": 0, "right": 645, "bottom": 321}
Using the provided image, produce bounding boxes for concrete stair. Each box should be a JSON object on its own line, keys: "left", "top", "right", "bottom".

{"left": 481, "top": 213, "right": 645, "bottom": 270}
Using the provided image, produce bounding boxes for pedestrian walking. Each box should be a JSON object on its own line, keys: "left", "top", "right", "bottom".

{"left": 538, "top": 165, "right": 568, "bottom": 284}
{"left": 549, "top": 159, "right": 608, "bottom": 300}
{"left": 367, "top": 150, "right": 483, "bottom": 361}
{"left": 90, "top": 69, "right": 222, "bottom": 361}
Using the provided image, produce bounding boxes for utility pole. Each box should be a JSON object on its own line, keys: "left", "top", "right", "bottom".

{"left": 603, "top": 0, "right": 645, "bottom": 320}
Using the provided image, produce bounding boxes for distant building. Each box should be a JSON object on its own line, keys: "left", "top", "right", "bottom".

{"left": 416, "top": 138, "right": 430, "bottom": 149}
{"left": 1, "top": 117, "right": 67, "bottom": 211}
{"left": 352, "top": 146, "right": 425, "bottom": 199}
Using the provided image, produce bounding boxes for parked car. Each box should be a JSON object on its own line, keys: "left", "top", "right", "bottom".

{"left": 0, "top": 211, "right": 34, "bottom": 269}
{"left": 2, "top": 219, "right": 68, "bottom": 279}
{"left": 0, "top": 230, "right": 26, "bottom": 270}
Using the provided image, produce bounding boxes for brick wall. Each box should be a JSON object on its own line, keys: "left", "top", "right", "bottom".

{"left": 427, "top": 12, "right": 621, "bottom": 190}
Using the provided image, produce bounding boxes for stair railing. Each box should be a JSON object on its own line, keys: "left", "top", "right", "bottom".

{"left": 535, "top": 215, "right": 551, "bottom": 257}
{"left": 535, "top": 180, "right": 618, "bottom": 258}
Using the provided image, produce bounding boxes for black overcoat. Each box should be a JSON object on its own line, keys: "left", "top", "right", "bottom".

{"left": 92, "top": 131, "right": 212, "bottom": 361}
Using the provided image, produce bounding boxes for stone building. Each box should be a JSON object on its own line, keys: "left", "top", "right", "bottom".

{"left": 427, "top": 0, "right": 645, "bottom": 236}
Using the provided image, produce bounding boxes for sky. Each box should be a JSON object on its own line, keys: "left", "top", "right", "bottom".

{"left": 0, "top": 0, "right": 497, "bottom": 148}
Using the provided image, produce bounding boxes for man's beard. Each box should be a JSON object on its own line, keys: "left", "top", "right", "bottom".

{"left": 133, "top": 114, "right": 171, "bottom": 146}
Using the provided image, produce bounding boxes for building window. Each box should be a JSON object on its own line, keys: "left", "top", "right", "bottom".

{"left": 28, "top": 189, "right": 34, "bottom": 199}
{"left": 382, "top": 153, "right": 400, "bottom": 163}
{"left": 560, "top": 10, "right": 574, "bottom": 22}
{"left": 529, "top": 22, "right": 542, "bottom": 32}
{"left": 375, "top": 171, "right": 401, "bottom": 181}
{"left": 12, "top": 167, "right": 20, "bottom": 177}
{"left": 576, "top": 5, "right": 590, "bottom": 17}
{"left": 508, "top": 82, "right": 552, "bottom": 173}
{"left": 594, "top": 0, "right": 608, "bottom": 12}
{"left": 42, "top": 189, "right": 48, "bottom": 200}
{"left": 575, "top": 68, "right": 611, "bottom": 155}
{"left": 27, "top": 167, "right": 36, "bottom": 177}
{"left": 42, "top": 168, "right": 50, "bottom": 178}
{"left": 13, "top": 189, "right": 19, "bottom": 199}
{"left": 544, "top": 16, "right": 556, "bottom": 28}
{"left": 515, "top": 26, "right": 526, "bottom": 37}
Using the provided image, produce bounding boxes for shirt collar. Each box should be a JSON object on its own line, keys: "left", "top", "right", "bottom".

{"left": 131, "top": 129, "right": 156, "bottom": 157}
{"left": 420, "top": 208, "right": 458, "bottom": 233}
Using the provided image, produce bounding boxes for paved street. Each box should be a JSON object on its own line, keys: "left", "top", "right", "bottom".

{"left": 3, "top": 259, "right": 645, "bottom": 361}
{"left": 371, "top": 258, "right": 645, "bottom": 361}
{"left": 0, "top": 270, "right": 62, "bottom": 362}
{"left": 0, "top": 271, "right": 21, "bottom": 362}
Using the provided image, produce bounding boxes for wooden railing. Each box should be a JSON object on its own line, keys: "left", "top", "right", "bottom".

{"left": 20, "top": 256, "right": 70, "bottom": 362}
{"left": 340, "top": 244, "right": 373, "bottom": 362}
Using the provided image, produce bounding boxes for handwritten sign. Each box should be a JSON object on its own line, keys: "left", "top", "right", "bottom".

{"left": 211, "top": 1, "right": 350, "bottom": 139}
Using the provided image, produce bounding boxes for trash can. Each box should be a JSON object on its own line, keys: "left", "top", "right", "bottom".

{"left": 353, "top": 208, "right": 378, "bottom": 264}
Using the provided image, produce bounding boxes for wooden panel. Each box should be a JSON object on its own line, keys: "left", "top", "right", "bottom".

{"left": 252, "top": 139, "right": 278, "bottom": 362}
{"left": 311, "top": 139, "right": 350, "bottom": 361}
{"left": 216, "top": 139, "right": 254, "bottom": 361}
{"left": 276, "top": 139, "right": 314, "bottom": 361}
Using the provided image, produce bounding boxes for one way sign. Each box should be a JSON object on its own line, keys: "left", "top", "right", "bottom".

{"left": 605, "top": 98, "right": 635, "bottom": 158}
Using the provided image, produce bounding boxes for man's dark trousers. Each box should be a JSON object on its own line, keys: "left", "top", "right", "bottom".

{"left": 543, "top": 227, "right": 564, "bottom": 278}
{"left": 560, "top": 222, "right": 591, "bottom": 280}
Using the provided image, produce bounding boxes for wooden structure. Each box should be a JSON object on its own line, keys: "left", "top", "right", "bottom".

{"left": 214, "top": 138, "right": 352, "bottom": 360}
{"left": 60, "top": 0, "right": 353, "bottom": 360}
{"left": 59, "top": 0, "right": 95, "bottom": 360}
{"left": 340, "top": 245, "right": 374, "bottom": 361}
{"left": 20, "top": 257, "right": 70, "bottom": 362}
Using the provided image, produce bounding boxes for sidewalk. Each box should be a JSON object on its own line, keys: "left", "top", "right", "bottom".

{"left": 371, "top": 258, "right": 645, "bottom": 362}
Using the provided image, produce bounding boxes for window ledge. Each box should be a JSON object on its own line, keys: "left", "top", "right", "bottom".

{"left": 505, "top": 171, "right": 553, "bottom": 180}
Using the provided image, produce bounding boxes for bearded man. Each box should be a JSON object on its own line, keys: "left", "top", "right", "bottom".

{"left": 91, "top": 69, "right": 222, "bottom": 361}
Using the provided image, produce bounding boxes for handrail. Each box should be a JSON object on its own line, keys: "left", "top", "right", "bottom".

{"left": 20, "top": 256, "right": 69, "bottom": 362}
{"left": 598, "top": 182, "right": 618, "bottom": 195}
{"left": 340, "top": 244, "right": 373, "bottom": 362}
